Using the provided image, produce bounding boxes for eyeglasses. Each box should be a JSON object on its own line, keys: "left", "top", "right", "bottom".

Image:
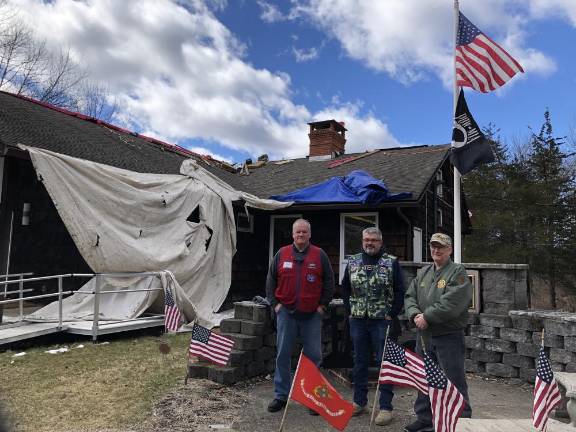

{"left": 429, "top": 244, "right": 448, "bottom": 250}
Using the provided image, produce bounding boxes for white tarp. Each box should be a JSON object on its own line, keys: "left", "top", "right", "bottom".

{"left": 22, "top": 146, "right": 290, "bottom": 327}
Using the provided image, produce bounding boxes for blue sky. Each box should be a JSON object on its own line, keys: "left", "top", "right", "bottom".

{"left": 6, "top": 0, "right": 576, "bottom": 164}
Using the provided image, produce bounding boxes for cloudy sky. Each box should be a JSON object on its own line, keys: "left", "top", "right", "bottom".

{"left": 6, "top": 0, "right": 576, "bottom": 163}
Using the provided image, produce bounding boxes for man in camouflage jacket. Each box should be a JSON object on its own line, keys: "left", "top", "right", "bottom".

{"left": 342, "top": 227, "right": 405, "bottom": 427}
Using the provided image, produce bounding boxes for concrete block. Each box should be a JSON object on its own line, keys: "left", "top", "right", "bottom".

{"left": 551, "top": 362, "right": 566, "bottom": 372}
{"left": 532, "top": 332, "right": 564, "bottom": 348}
{"left": 465, "top": 359, "right": 485, "bottom": 373}
{"left": 187, "top": 362, "right": 209, "bottom": 379}
{"left": 479, "top": 313, "right": 512, "bottom": 328}
{"left": 234, "top": 301, "right": 255, "bottom": 320}
{"left": 485, "top": 362, "right": 518, "bottom": 378}
{"left": 544, "top": 319, "right": 576, "bottom": 337}
{"left": 565, "top": 362, "right": 576, "bottom": 373}
{"left": 484, "top": 303, "right": 514, "bottom": 315}
{"left": 511, "top": 314, "right": 543, "bottom": 331}
{"left": 482, "top": 270, "right": 515, "bottom": 304}
{"left": 264, "top": 333, "right": 276, "bottom": 347}
{"left": 485, "top": 339, "right": 515, "bottom": 353}
{"left": 519, "top": 368, "right": 537, "bottom": 384}
{"left": 469, "top": 325, "right": 498, "bottom": 339}
{"left": 465, "top": 336, "right": 484, "bottom": 350}
{"left": 499, "top": 328, "right": 531, "bottom": 343}
{"left": 254, "top": 346, "right": 276, "bottom": 363}
{"left": 564, "top": 336, "right": 576, "bottom": 352}
{"left": 220, "top": 318, "right": 242, "bottom": 334}
{"left": 468, "top": 314, "right": 480, "bottom": 325}
{"left": 228, "top": 349, "right": 254, "bottom": 367}
{"left": 502, "top": 353, "right": 535, "bottom": 369}
{"left": 470, "top": 349, "right": 502, "bottom": 363}
{"left": 225, "top": 333, "right": 263, "bottom": 351}
{"left": 252, "top": 305, "right": 269, "bottom": 323}
{"left": 208, "top": 366, "right": 240, "bottom": 385}
{"left": 516, "top": 342, "right": 540, "bottom": 358}
{"left": 550, "top": 348, "right": 574, "bottom": 364}
{"left": 245, "top": 360, "right": 267, "bottom": 378}
{"left": 241, "top": 320, "right": 266, "bottom": 336}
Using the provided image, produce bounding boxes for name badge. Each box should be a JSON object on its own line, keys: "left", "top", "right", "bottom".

{"left": 282, "top": 261, "right": 293, "bottom": 269}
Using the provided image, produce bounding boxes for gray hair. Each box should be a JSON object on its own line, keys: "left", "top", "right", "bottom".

{"left": 292, "top": 218, "right": 311, "bottom": 233}
{"left": 362, "top": 226, "right": 382, "bottom": 239}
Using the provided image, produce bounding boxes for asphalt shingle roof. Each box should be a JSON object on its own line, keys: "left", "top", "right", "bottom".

{"left": 0, "top": 91, "right": 449, "bottom": 202}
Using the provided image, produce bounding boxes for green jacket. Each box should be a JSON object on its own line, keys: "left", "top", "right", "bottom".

{"left": 404, "top": 259, "right": 471, "bottom": 336}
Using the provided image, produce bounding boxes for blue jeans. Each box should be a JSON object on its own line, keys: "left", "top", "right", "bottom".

{"left": 413, "top": 331, "right": 472, "bottom": 423}
{"left": 349, "top": 317, "right": 394, "bottom": 411}
{"left": 274, "top": 306, "right": 322, "bottom": 401}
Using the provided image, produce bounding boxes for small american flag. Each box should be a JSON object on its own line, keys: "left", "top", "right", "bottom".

{"left": 456, "top": 11, "right": 523, "bottom": 93}
{"left": 164, "top": 286, "right": 181, "bottom": 332}
{"left": 533, "top": 346, "right": 562, "bottom": 431}
{"left": 424, "top": 352, "right": 465, "bottom": 432}
{"left": 189, "top": 323, "right": 234, "bottom": 366}
{"left": 379, "top": 341, "right": 428, "bottom": 394}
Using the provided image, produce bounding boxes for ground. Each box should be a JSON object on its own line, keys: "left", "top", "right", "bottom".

{"left": 135, "top": 372, "right": 544, "bottom": 432}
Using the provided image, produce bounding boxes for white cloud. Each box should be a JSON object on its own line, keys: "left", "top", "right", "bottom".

{"left": 257, "top": 0, "right": 286, "bottom": 23}
{"left": 528, "top": 0, "right": 576, "bottom": 26}
{"left": 292, "top": 45, "right": 320, "bottom": 62}
{"left": 291, "top": 0, "right": 555, "bottom": 88}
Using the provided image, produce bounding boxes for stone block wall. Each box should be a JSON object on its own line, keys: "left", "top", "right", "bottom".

{"left": 188, "top": 300, "right": 349, "bottom": 384}
{"left": 465, "top": 310, "right": 576, "bottom": 383}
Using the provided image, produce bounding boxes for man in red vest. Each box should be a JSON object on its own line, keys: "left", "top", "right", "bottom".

{"left": 265, "top": 218, "right": 334, "bottom": 413}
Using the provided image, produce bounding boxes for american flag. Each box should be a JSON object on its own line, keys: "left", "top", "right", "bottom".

{"left": 164, "top": 286, "right": 181, "bottom": 332}
{"left": 456, "top": 11, "right": 523, "bottom": 93}
{"left": 379, "top": 341, "right": 428, "bottom": 394}
{"left": 533, "top": 346, "right": 562, "bottom": 431}
{"left": 424, "top": 352, "right": 465, "bottom": 432}
{"left": 189, "top": 323, "right": 234, "bottom": 366}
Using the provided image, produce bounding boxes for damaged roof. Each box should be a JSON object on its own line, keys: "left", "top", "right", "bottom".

{"left": 0, "top": 91, "right": 449, "bottom": 203}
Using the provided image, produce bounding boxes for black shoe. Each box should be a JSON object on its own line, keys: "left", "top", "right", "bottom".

{"left": 267, "top": 399, "right": 287, "bottom": 413}
{"left": 308, "top": 408, "right": 319, "bottom": 416}
{"left": 404, "top": 419, "right": 434, "bottom": 432}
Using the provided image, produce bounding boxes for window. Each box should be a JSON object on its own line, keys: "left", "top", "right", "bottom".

{"left": 339, "top": 213, "right": 378, "bottom": 282}
{"left": 269, "top": 214, "right": 302, "bottom": 261}
{"left": 237, "top": 212, "right": 254, "bottom": 233}
{"left": 436, "top": 170, "right": 443, "bottom": 198}
{"left": 436, "top": 209, "right": 443, "bottom": 228}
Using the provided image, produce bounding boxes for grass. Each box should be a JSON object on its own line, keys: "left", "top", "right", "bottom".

{"left": 0, "top": 332, "right": 192, "bottom": 432}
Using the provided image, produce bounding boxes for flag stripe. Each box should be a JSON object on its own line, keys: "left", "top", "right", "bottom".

{"left": 456, "top": 11, "right": 523, "bottom": 93}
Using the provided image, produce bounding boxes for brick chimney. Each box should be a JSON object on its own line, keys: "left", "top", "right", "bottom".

{"left": 308, "top": 119, "right": 347, "bottom": 160}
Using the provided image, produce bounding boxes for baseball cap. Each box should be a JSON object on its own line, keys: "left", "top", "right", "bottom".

{"left": 429, "top": 233, "right": 452, "bottom": 247}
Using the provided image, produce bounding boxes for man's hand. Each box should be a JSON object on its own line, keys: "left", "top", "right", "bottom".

{"left": 414, "top": 313, "right": 428, "bottom": 330}
{"left": 275, "top": 304, "right": 282, "bottom": 313}
{"left": 317, "top": 305, "right": 325, "bottom": 316}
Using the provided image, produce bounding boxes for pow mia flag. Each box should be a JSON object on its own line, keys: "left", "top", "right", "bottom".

{"left": 450, "top": 89, "right": 495, "bottom": 175}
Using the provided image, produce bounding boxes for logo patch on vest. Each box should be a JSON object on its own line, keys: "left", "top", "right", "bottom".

{"left": 437, "top": 279, "right": 446, "bottom": 289}
{"left": 308, "top": 263, "right": 316, "bottom": 269}
{"left": 282, "top": 261, "right": 293, "bottom": 269}
{"left": 307, "top": 274, "right": 316, "bottom": 283}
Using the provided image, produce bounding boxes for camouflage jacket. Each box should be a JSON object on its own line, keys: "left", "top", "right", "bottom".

{"left": 348, "top": 253, "right": 396, "bottom": 319}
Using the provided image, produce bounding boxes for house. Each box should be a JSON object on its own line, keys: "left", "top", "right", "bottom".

{"left": 0, "top": 91, "right": 470, "bottom": 307}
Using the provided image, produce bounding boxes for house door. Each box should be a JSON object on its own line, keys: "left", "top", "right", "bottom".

{"left": 269, "top": 214, "right": 302, "bottom": 262}
{"left": 339, "top": 212, "right": 378, "bottom": 283}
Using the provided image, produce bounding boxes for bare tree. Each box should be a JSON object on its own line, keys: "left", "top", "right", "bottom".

{"left": 0, "top": 1, "right": 114, "bottom": 121}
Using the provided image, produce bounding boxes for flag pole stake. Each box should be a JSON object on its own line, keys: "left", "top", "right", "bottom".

{"left": 278, "top": 349, "right": 303, "bottom": 432}
{"left": 184, "top": 319, "right": 198, "bottom": 385}
{"left": 541, "top": 328, "right": 545, "bottom": 347}
{"left": 369, "top": 325, "right": 390, "bottom": 431}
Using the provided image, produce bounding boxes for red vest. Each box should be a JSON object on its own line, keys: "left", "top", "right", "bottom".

{"left": 275, "top": 244, "right": 324, "bottom": 313}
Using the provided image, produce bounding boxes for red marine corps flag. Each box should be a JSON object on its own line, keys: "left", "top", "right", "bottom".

{"left": 290, "top": 353, "right": 353, "bottom": 431}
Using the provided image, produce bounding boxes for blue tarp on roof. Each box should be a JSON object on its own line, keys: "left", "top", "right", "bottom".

{"left": 270, "top": 170, "right": 412, "bottom": 204}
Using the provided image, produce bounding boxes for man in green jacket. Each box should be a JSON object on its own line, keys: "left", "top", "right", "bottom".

{"left": 403, "top": 233, "right": 472, "bottom": 432}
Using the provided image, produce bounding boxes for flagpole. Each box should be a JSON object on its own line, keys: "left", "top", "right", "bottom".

{"left": 369, "top": 325, "right": 390, "bottom": 432}
{"left": 278, "top": 349, "right": 303, "bottom": 432}
{"left": 453, "top": 0, "right": 462, "bottom": 263}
